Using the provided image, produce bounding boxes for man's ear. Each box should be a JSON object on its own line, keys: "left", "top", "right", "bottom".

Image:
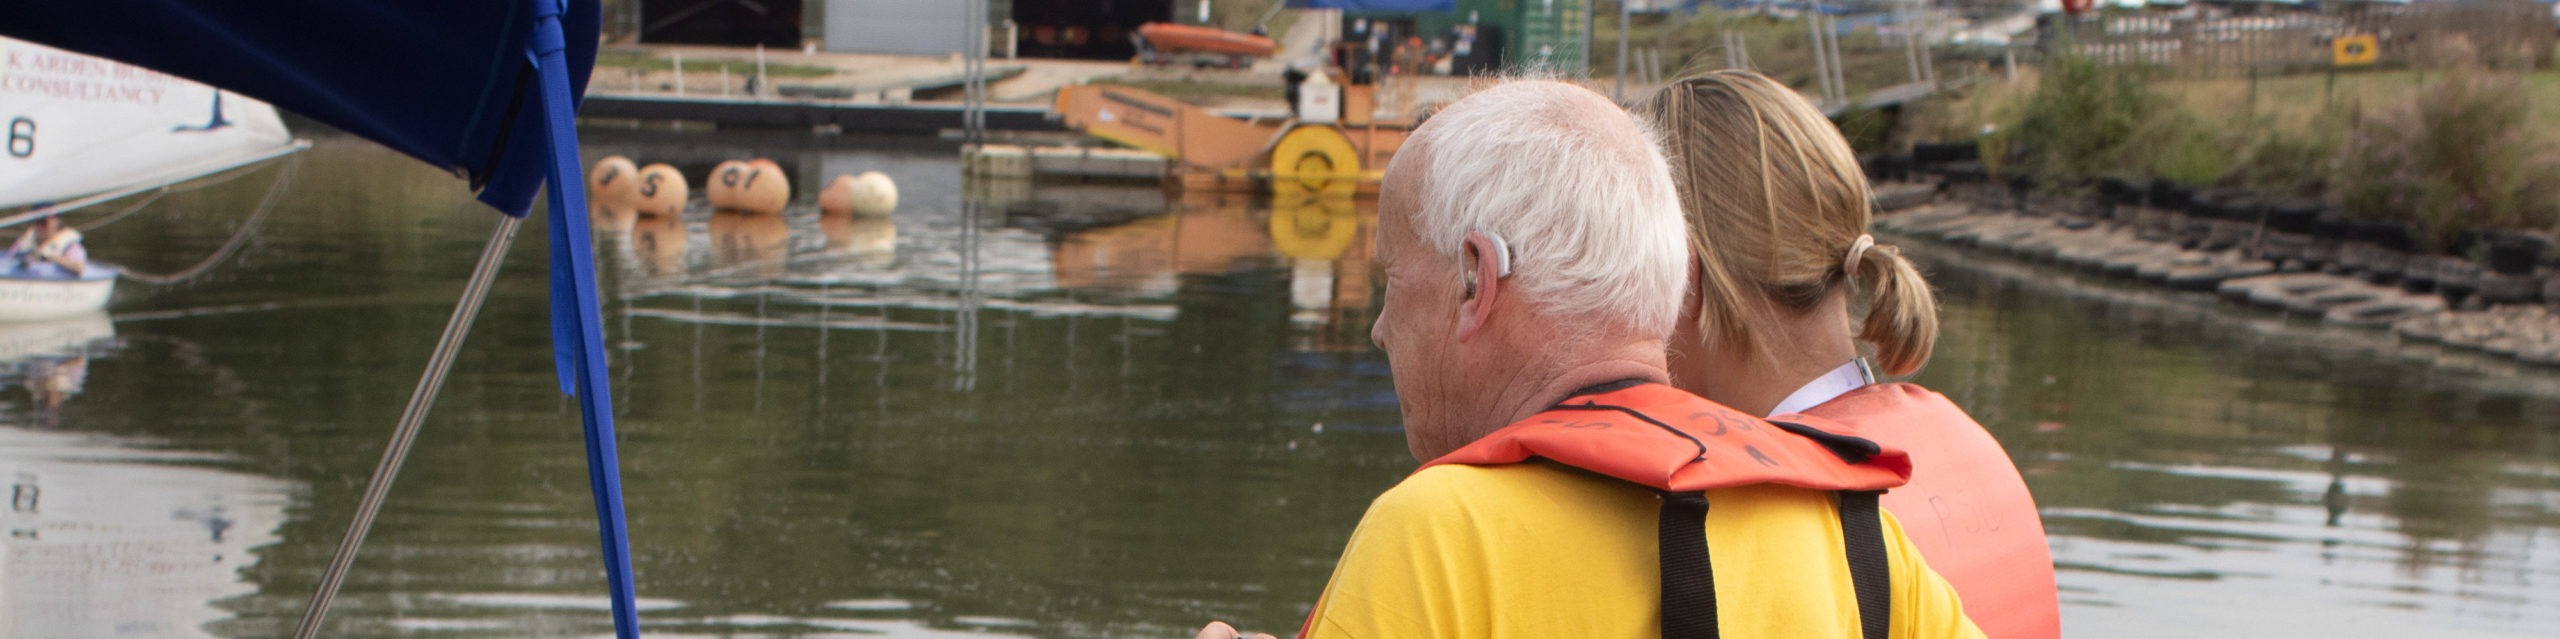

{"left": 1455, "top": 231, "right": 1504, "bottom": 342}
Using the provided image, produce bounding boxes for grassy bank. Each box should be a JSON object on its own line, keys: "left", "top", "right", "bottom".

{"left": 1900, "top": 61, "right": 2560, "bottom": 251}
{"left": 2161, "top": 68, "right": 2560, "bottom": 139}
{"left": 1913, "top": 68, "right": 2560, "bottom": 147}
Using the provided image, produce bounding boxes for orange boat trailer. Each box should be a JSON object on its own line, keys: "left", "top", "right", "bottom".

{"left": 1051, "top": 82, "right": 1413, "bottom": 195}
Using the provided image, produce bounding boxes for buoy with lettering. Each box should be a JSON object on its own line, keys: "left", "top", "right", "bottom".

{"left": 702, "top": 160, "right": 747, "bottom": 210}
{"left": 707, "top": 159, "right": 790, "bottom": 215}
{"left": 633, "top": 163, "right": 689, "bottom": 218}
{"left": 588, "top": 155, "right": 639, "bottom": 209}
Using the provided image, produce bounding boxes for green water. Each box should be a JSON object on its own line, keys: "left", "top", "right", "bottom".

{"left": 3, "top": 132, "right": 2555, "bottom": 638}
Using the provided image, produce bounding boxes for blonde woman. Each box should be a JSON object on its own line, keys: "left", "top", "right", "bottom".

{"left": 1638, "top": 70, "right": 2061, "bottom": 639}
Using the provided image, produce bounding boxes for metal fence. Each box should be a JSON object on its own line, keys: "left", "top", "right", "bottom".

{"left": 2037, "top": 2, "right": 2556, "bottom": 78}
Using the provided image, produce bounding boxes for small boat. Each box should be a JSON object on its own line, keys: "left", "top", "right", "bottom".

{"left": 0, "top": 267, "right": 118, "bottom": 323}
{"left": 1134, "top": 22, "right": 1275, "bottom": 66}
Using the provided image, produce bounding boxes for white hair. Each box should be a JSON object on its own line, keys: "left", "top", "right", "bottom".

{"left": 1399, "top": 80, "right": 1688, "bottom": 342}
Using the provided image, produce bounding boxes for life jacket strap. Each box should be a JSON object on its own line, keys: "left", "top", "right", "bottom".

{"left": 1840, "top": 490, "right": 1892, "bottom": 639}
{"left": 1658, "top": 491, "right": 1716, "bottom": 639}
{"left": 1655, "top": 489, "right": 1894, "bottom": 639}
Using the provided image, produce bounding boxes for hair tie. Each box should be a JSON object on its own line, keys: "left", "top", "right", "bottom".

{"left": 1843, "top": 234, "right": 1875, "bottom": 275}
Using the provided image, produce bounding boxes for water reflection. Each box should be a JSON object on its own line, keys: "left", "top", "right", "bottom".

{"left": 13, "top": 133, "right": 2557, "bottom": 638}
{"left": 0, "top": 313, "right": 111, "bottom": 429}
{"left": 1901, "top": 239, "right": 2560, "bottom": 638}
{"left": 565, "top": 135, "right": 1400, "bottom": 637}
{"left": 0, "top": 312, "right": 297, "bottom": 638}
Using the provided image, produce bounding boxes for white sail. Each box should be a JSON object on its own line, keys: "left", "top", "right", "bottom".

{"left": 0, "top": 36, "right": 296, "bottom": 209}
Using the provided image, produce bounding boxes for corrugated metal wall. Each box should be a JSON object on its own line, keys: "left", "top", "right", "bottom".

{"left": 822, "top": 0, "right": 969, "bottom": 55}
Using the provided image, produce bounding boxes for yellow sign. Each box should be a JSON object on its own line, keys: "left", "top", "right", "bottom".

{"left": 2334, "top": 34, "right": 2379, "bottom": 66}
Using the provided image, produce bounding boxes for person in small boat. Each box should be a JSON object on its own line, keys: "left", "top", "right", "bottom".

{"left": 7, "top": 210, "right": 89, "bottom": 279}
{"left": 1200, "top": 79, "right": 1979, "bottom": 639}
{"left": 1638, "top": 70, "right": 2058, "bottom": 639}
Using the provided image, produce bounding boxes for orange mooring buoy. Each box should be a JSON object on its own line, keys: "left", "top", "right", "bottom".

{"left": 708, "top": 159, "right": 790, "bottom": 215}
{"left": 633, "top": 163, "right": 689, "bottom": 218}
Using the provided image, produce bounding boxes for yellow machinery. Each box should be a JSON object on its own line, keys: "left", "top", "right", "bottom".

{"left": 1052, "top": 84, "right": 1407, "bottom": 194}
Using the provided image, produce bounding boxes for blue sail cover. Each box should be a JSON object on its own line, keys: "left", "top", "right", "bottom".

{"left": 1289, "top": 0, "right": 1459, "bottom": 11}
{"left": 0, "top": 0, "right": 599, "bottom": 217}
{"left": 0, "top": 3, "right": 642, "bottom": 638}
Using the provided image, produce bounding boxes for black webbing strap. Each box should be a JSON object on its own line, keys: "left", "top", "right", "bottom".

{"left": 1838, "top": 490, "right": 1893, "bottom": 639}
{"left": 1659, "top": 491, "right": 1716, "bottom": 639}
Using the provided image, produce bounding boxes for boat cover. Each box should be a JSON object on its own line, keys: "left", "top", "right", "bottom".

{"left": 0, "top": 2, "right": 640, "bottom": 638}
{"left": 0, "top": 0, "right": 597, "bottom": 217}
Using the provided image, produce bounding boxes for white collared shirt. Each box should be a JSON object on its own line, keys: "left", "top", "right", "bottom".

{"left": 1766, "top": 359, "right": 1875, "bottom": 417}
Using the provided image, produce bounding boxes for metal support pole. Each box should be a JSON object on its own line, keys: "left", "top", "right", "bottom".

{"left": 291, "top": 215, "right": 521, "bottom": 639}
{"left": 1616, "top": 0, "right": 1632, "bottom": 101}
{"left": 1825, "top": 13, "right": 1848, "bottom": 104}
{"left": 1807, "top": 11, "right": 1831, "bottom": 104}
{"left": 964, "top": 0, "right": 987, "bottom": 146}
{"left": 1903, "top": 0, "right": 1923, "bottom": 84}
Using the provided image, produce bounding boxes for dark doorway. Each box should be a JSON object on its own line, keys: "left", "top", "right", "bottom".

{"left": 641, "top": 0, "right": 805, "bottom": 47}
{"left": 1011, "top": 0, "right": 1173, "bottom": 60}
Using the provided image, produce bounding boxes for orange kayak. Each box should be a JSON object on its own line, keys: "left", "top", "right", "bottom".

{"left": 1135, "top": 22, "right": 1275, "bottom": 58}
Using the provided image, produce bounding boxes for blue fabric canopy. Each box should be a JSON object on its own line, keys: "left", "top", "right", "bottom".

{"left": 1289, "top": 0, "right": 1459, "bottom": 11}
{"left": 0, "top": 0, "right": 599, "bottom": 217}
{"left": 0, "top": 2, "right": 639, "bottom": 638}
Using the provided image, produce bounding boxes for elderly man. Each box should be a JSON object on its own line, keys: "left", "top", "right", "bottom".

{"left": 1204, "top": 81, "right": 1980, "bottom": 639}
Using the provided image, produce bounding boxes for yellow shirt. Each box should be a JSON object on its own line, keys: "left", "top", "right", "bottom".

{"left": 1304, "top": 461, "right": 1985, "bottom": 639}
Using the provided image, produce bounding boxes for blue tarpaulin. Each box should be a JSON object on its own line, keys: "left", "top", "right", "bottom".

{"left": 1289, "top": 0, "right": 1459, "bottom": 11}
{"left": 0, "top": 1, "right": 598, "bottom": 217}
{"left": 0, "top": 2, "right": 640, "bottom": 637}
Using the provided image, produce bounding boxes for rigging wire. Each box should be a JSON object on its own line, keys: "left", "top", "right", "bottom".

{"left": 291, "top": 213, "right": 523, "bottom": 639}
{"left": 119, "top": 157, "right": 299, "bottom": 285}
{"left": 72, "top": 186, "right": 171, "bottom": 233}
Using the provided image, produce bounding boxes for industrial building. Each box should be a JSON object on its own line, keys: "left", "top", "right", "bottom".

{"left": 626, "top": 0, "right": 1588, "bottom": 73}
{"left": 805, "top": 0, "right": 1182, "bottom": 59}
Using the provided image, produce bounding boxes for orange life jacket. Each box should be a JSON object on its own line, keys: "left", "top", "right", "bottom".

{"left": 1425, "top": 382, "right": 1910, "bottom": 492}
{"left": 1785, "top": 383, "right": 2061, "bottom": 639}
{"left": 1418, "top": 381, "right": 1914, "bottom": 639}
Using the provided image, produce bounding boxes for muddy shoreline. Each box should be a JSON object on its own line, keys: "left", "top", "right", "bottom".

{"left": 1875, "top": 184, "right": 2560, "bottom": 369}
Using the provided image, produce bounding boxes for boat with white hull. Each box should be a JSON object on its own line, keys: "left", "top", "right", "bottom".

{"left": 1, "top": 36, "right": 304, "bottom": 212}
{"left": 0, "top": 267, "right": 114, "bottom": 323}
{"left": 1, "top": 35, "right": 305, "bottom": 320}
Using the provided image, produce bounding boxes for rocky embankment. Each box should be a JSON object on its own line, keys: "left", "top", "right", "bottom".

{"left": 1873, "top": 183, "right": 2560, "bottom": 367}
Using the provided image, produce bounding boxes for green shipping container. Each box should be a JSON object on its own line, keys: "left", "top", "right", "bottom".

{"left": 1478, "top": 0, "right": 1589, "bottom": 72}
{"left": 1349, "top": 0, "right": 1590, "bottom": 72}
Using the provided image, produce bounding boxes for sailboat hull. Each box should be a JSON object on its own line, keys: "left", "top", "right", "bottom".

{"left": 0, "top": 271, "right": 114, "bottom": 322}
{"left": 0, "top": 36, "right": 297, "bottom": 210}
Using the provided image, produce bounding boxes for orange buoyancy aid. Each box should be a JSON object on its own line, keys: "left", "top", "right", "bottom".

{"left": 1422, "top": 382, "right": 1914, "bottom": 639}
{"left": 1786, "top": 383, "right": 2060, "bottom": 639}
{"left": 1425, "top": 382, "right": 1910, "bottom": 492}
